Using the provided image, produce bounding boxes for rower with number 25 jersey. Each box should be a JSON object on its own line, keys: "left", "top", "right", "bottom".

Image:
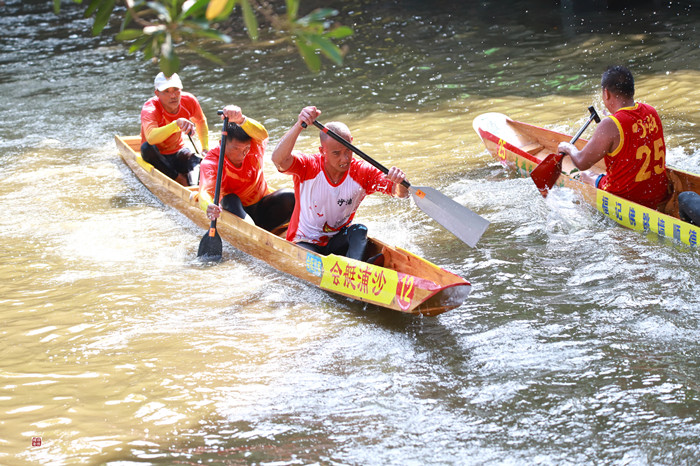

{"left": 557, "top": 65, "right": 669, "bottom": 209}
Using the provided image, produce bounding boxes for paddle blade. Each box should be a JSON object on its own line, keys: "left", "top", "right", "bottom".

{"left": 530, "top": 153, "right": 564, "bottom": 197}
{"left": 409, "top": 186, "right": 489, "bottom": 248}
{"left": 197, "top": 226, "right": 223, "bottom": 262}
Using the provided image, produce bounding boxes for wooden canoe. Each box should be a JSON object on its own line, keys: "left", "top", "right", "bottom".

{"left": 473, "top": 112, "right": 700, "bottom": 247}
{"left": 115, "top": 135, "right": 471, "bottom": 316}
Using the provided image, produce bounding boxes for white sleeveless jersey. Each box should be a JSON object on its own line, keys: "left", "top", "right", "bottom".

{"left": 284, "top": 152, "right": 394, "bottom": 246}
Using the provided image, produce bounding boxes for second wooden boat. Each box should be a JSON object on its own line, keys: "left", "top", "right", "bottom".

{"left": 473, "top": 112, "right": 700, "bottom": 247}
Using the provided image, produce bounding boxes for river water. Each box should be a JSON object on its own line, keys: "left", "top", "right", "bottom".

{"left": 1, "top": 0, "right": 699, "bottom": 464}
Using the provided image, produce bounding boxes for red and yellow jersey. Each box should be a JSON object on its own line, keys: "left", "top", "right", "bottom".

{"left": 198, "top": 118, "right": 271, "bottom": 207}
{"left": 600, "top": 102, "right": 669, "bottom": 208}
{"left": 282, "top": 153, "right": 395, "bottom": 246}
{"left": 140, "top": 92, "right": 208, "bottom": 154}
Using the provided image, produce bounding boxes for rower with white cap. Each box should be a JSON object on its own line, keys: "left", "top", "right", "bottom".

{"left": 139, "top": 72, "right": 209, "bottom": 186}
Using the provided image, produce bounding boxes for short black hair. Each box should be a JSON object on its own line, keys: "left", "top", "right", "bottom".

{"left": 225, "top": 122, "right": 252, "bottom": 143}
{"left": 601, "top": 65, "right": 634, "bottom": 99}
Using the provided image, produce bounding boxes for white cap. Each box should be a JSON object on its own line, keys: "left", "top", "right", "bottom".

{"left": 154, "top": 72, "right": 183, "bottom": 91}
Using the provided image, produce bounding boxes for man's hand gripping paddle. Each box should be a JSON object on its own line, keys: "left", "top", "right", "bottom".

{"left": 303, "top": 120, "right": 490, "bottom": 248}
{"left": 197, "top": 111, "right": 227, "bottom": 262}
{"left": 530, "top": 106, "right": 601, "bottom": 196}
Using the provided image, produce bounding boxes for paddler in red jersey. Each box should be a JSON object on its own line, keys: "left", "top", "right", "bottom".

{"left": 140, "top": 72, "right": 209, "bottom": 186}
{"left": 199, "top": 105, "right": 295, "bottom": 232}
{"left": 557, "top": 65, "right": 670, "bottom": 209}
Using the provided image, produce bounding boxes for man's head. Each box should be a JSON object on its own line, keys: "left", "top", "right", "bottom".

{"left": 223, "top": 123, "right": 252, "bottom": 167}
{"left": 601, "top": 65, "right": 634, "bottom": 99}
{"left": 319, "top": 122, "right": 353, "bottom": 176}
{"left": 154, "top": 72, "right": 183, "bottom": 113}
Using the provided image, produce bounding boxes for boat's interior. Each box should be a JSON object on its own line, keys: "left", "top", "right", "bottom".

{"left": 506, "top": 119, "right": 607, "bottom": 176}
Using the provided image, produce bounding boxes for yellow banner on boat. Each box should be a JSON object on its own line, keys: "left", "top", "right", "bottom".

{"left": 320, "top": 255, "right": 399, "bottom": 306}
{"left": 597, "top": 190, "right": 699, "bottom": 247}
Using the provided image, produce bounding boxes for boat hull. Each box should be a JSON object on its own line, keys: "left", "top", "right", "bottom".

{"left": 115, "top": 135, "right": 471, "bottom": 315}
{"left": 473, "top": 112, "right": 700, "bottom": 247}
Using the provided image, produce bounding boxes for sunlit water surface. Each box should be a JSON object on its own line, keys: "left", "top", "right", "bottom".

{"left": 1, "top": 0, "right": 699, "bottom": 464}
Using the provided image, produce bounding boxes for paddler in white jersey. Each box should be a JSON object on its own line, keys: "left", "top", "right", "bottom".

{"left": 271, "top": 106, "right": 409, "bottom": 262}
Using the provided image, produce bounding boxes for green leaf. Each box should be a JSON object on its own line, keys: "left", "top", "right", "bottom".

{"left": 116, "top": 29, "right": 144, "bottom": 41}
{"left": 166, "top": 0, "right": 180, "bottom": 18}
{"left": 300, "top": 8, "right": 337, "bottom": 25}
{"left": 182, "top": 17, "right": 209, "bottom": 27}
{"left": 286, "top": 0, "right": 299, "bottom": 20}
{"left": 53, "top": 0, "right": 62, "bottom": 14}
{"left": 240, "top": 0, "right": 259, "bottom": 41}
{"left": 146, "top": 35, "right": 164, "bottom": 60}
{"left": 128, "top": 36, "right": 150, "bottom": 53}
{"left": 143, "top": 42, "right": 155, "bottom": 60}
{"left": 64, "top": 0, "right": 350, "bottom": 73}
{"left": 309, "top": 35, "right": 343, "bottom": 65}
{"left": 84, "top": 0, "right": 102, "bottom": 18}
{"left": 92, "top": 0, "right": 115, "bottom": 36}
{"left": 324, "top": 26, "right": 353, "bottom": 39}
{"left": 294, "top": 37, "right": 320, "bottom": 72}
{"left": 121, "top": 8, "right": 133, "bottom": 32}
{"left": 179, "top": 0, "right": 209, "bottom": 20}
{"left": 160, "top": 53, "right": 180, "bottom": 76}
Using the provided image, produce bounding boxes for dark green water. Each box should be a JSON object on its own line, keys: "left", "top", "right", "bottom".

{"left": 1, "top": 0, "right": 699, "bottom": 464}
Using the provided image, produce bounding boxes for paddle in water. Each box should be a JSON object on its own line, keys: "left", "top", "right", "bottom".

{"left": 530, "top": 106, "right": 601, "bottom": 196}
{"left": 303, "top": 120, "right": 490, "bottom": 248}
{"left": 197, "top": 112, "right": 228, "bottom": 262}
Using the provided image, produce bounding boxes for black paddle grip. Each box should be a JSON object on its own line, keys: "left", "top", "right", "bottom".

{"left": 558, "top": 106, "right": 601, "bottom": 157}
